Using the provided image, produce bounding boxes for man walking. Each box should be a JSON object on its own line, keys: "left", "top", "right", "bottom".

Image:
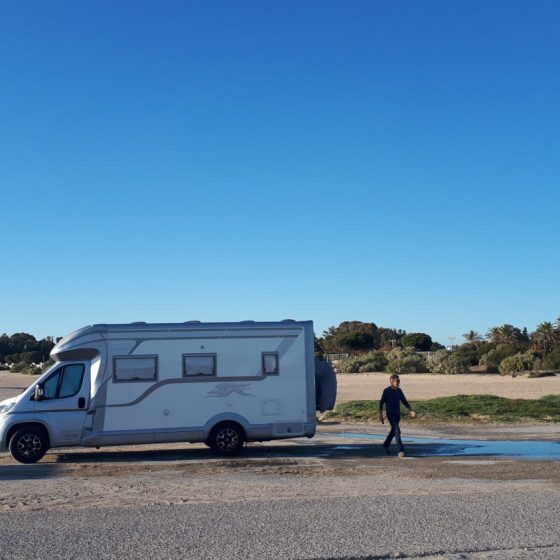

{"left": 379, "top": 374, "right": 416, "bottom": 457}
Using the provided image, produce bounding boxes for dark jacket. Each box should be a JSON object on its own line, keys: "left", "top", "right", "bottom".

{"left": 379, "top": 387, "right": 412, "bottom": 417}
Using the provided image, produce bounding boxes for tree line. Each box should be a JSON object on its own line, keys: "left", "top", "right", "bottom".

{"left": 2, "top": 318, "right": 560, "bottom": 376}
{"left": 0, "top": 333, "right": 60, "bottom": 374}
{"left": 317, "top": 319, "right": 560, "bottom": 374}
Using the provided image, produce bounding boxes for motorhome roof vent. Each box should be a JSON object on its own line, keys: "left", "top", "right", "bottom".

{"left": 240, "top": 320, "right": 255, "bottom": 323}
{"left": 183, "top": 320, "right": 201, "bottom": 323}
{"left": 130, "top": 321, "right": 147, "bottom": 324}
{"left": 282, "top": 319, "right": 296, "bottom": 322}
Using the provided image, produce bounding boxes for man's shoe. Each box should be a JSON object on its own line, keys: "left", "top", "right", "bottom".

{"left": 382, "top": 443, "right": 391, "bottom": 454}
{"left": 398, "top": 450, "right": 405, "bottom": 458}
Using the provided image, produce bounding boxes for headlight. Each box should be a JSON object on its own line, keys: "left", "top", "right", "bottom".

{"left": 0, "top": 402, "right": 15, "bottom": 414}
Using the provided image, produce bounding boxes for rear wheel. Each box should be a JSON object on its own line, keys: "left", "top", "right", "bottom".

{"left": 9, "top": 426, "right": 49, "bottom": 464}
{"left": 207, "top": 422, "right": 245, "bottom": 455}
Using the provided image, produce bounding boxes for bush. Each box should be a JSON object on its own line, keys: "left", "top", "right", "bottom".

{"left": 476, "top": 342, "right": 494, "bottom": 360}
{"left": 453, "top": 343, "right": 481, "bottom": 366}
{"left": 20, "top": 365, "right": 41, "bottom": 375}
{"left": 498, "top": 351, "right": 538, "bottom": 374}
{"left": 386, "top": 348, "right": 427, "bottom": 374}
{"left": 10, "top": 361, "right": 28, "bottom": 373}
{"left": 426, "top": 350, "right": 449, "bottom": 373}
{"left": 400, "top": 333, "right": 433, "bottom": 351}
{"left": 336, "top": 351, "right": 388, "bottom": 373}
{"left": 41, "top": 358, "right": 56, "bottom": 372}
{"left": 480, "top": 344, "right": 518, "bottom": 369}
{"left": 427, "top": 350, "right": 470, "bottom": 374}
{"left": 444, "top": 354, "right": 472, "bottom": 374}
{"left": 543, "top": 351, "right": 560, "bottom": 371}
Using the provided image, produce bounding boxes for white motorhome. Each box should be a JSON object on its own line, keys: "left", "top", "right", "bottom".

{"left": 0, "top": 320, "right": 336, "bottom": 463}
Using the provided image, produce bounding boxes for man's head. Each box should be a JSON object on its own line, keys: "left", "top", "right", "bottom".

{"left": 390, "top": 374, "right": 400, "bottom": 388}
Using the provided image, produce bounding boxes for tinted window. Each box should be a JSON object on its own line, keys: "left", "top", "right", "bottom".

{"left": 114, "top": 356, "right": 158, "bottom": 381}
{"left": 59, "top": 364, "right": 85, "bottom": 398}
{"left": 263, "top": 353, "right": 279, "bottom": 375}
{"left": 43, "top": 368, "right": 62, "bottom": 399}
{"left": 41, "top": 364, "right": 84, "bottom": 399}
{"left": 183, "top": 354, "right": 216, "bottom": 376}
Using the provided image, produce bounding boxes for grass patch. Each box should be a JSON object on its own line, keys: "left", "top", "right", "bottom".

{"left": 323, "top": 394, "right": 560, "bottom": 423}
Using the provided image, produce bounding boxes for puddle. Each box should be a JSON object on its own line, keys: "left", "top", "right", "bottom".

{"left": 324, "top": 432, "right": 560, "bottom": 460}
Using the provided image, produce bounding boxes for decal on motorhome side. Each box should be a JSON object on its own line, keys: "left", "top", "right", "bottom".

{"left": 206, "top": 384, "right": 255, "bottom": 398}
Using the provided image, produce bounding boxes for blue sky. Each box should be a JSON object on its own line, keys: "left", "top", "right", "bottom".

{"left": 1, "top": 1, "right": 559, "bottom": 344}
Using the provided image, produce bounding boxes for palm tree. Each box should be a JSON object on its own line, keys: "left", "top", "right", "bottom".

{"left": 486, "top": 324, "right": 522, "bottom": 346}
{"left": 486, "top": 326, "right": 501, "bottom": 344}
{"left": 532, "top": 322, "right": 557, "bottom": 356}
{"left": 499, "top": 324, "right": 521, "bottom": 345}
{"left": 463, "top": 330, "right": 482, "bottom": 344}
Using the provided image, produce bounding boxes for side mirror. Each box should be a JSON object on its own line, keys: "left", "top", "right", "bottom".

{"left": 34, "top": 384, "right": 44, "bottom": 401}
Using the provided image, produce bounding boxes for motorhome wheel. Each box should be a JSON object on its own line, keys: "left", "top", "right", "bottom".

{"left": 9, "top": 426, "right": 49, "bottom": 464}
{"left": 208, "top": 422, "right": 245, "bottom": 455}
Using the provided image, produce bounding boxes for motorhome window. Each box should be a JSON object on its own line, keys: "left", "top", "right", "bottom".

{"left": 43, "top": 368, "right": 62, "bottom": 399}
{"left": 42, "top": 364, "right": 85, "bottom": 399}
{"left": 183, "top": 354, "right": 216, "bottom": 376}
{"left": 114, "top": 356, "right": 158, "bottom": 381}
{"left": 59, "top": 364, "right": 85, "bottom": 398}
{"left": 263, "top": 352, "right": 279, "bottom": 375}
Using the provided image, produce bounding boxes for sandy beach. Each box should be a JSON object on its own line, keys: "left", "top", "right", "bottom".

{"left": 1, "top": 371, "right": 559, "bottom": 404}
{"left": 335, "top": 372, "right": 560, "bottom": 402}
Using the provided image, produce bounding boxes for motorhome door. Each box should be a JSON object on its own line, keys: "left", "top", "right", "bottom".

{"left": 33, "top": 362, "right": 90, "bottom": 446}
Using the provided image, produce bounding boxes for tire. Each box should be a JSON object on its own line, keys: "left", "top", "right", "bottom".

{"left": 208, "top": 422, "right": 245, "bottom": 455}
{"left": 9, "top": 426, "right": 49, "bottom": 464}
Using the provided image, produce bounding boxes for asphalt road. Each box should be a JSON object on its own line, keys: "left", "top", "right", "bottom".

{"left": 2, "top": 489, "right": 559, "bottom": 560}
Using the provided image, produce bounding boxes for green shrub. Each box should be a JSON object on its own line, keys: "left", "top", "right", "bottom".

{"left": 498, "top": 350, "right": 538, "bottom": 374}
{"left": 386, "top": 348, "right": 412, "bottom": 361}
{"left": 20, "top": 365, "right": 41, "bottom": 375}
{"left": 336, "top": 351, "right": 388, "bottom": 373}
{"left": 443, "top": 353, "right": 471, "bottom": 374}
{"left": 400, "top": 333, "right": 432, "bottom": 351}
{"left": 11, "top": 361, "right": 28, "bottom": 373}
{"left": 426, "top": 350, "right": 449, "bottom": 373}
{"left": 427, "top": 350, "right": 470, "bottom": 374}
{"left": 453, "top": 343, "right": 480, "bottom": 366}
{"left": 480, "top": 344, "right": 518, "bottom": 368}
{"left": 41, "top": 358, "right": 56, "bottom": 372}
{"left": 386, "top": 348, "right": 427, "bottom": 373}
{"left": 543, "top": 351, "right": 560, "bottom": 371}
{"left": 476, "top": 342, "right": 494, "bottom": 360}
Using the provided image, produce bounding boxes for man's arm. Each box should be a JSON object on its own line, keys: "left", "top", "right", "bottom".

{"left": 399, "top": 389, "right": 416, "bottom": 417}
{"left": 399, "top": 389, "right": 412, "bottom": 410}
{"left": 379, "top": 389, "right": 386, "bottom": 423}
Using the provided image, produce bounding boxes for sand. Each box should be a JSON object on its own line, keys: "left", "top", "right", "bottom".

{"left": 1, "top": 371, "right": 559, "bottom": 404}
{"left": 335, "top": 372, "right": 560, "bottom": 402}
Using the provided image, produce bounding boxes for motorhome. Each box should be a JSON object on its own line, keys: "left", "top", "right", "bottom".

{"left": 0, "top": 320, "right": 336, "bottom": 463}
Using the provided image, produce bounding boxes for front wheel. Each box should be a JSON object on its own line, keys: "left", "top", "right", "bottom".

{"left": 9, "top": 427, "right": 49, "bottom": 464}
{"left": 207, "top": 423, "right": 245, "bottom": 455}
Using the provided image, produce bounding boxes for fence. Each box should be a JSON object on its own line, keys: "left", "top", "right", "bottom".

{"left": 325, "top": 353, "right": 349, "bottom": 363}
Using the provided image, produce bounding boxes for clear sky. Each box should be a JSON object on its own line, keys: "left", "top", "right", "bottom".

{"left": 1, "top": 1, "right": 559, "bottom": 344}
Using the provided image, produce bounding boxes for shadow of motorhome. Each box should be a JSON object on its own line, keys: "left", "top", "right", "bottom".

{"left": 48, "top": 433, "right": 560, "bottom": 464}
{"left": 49, "top": 441, "right": 435, "bottom": 464}
{"left": 0, "top": 463, "right": 60, "bottom": 481}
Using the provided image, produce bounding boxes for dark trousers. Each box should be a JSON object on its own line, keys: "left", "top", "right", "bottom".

{"left": 384, "top": 414, "right": 404, "bottom": 452}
